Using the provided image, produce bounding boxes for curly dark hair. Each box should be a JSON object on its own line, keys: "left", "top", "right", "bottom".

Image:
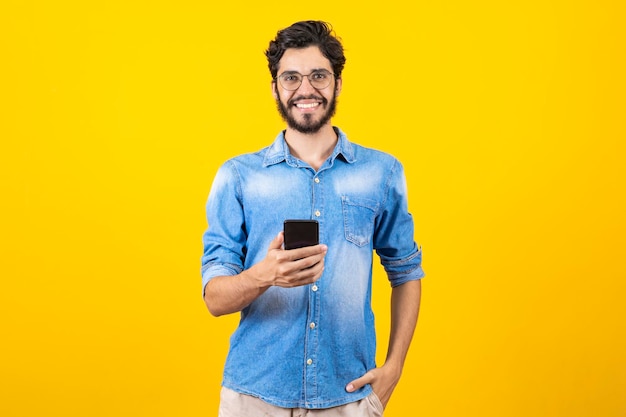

{"left": 265, "top": 20, "right": 346, "bottom": 80}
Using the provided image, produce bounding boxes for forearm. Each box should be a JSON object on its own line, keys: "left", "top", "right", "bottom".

{"left": 204, "top": 265, "right": 269, "bottom": 317}
{"left": 203, "top": 235, "right": 327, "bottom": 317}
{"left": 385, "top": 279, "right": 422, "bottom": 372}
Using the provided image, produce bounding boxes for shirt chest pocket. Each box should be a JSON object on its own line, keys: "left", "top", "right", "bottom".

{"left": 341, "top": 195, "right": 379, "bottom": 247}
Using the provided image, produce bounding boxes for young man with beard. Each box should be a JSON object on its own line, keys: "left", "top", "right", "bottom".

{"left": 201, "top": 21, "right": 424, "bottom": 416}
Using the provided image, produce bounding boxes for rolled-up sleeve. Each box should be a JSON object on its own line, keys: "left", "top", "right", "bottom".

{"left": 201, "top": 161, "right": 246, "bottom": 295}
{"left": 374, "top": 160, "right": 425, "bottom": 287}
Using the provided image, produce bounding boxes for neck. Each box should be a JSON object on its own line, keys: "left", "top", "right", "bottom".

{"left": 284, "top": 124, "right": 338, "bottom": 171}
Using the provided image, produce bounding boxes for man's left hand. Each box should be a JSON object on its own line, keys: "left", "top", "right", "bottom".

{"left": 345, "top": 363, "right": 401, "bottom": 409}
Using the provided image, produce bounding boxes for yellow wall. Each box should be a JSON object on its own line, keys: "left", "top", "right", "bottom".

{"left": 2, "top": 1, "right": 625, "bottom": 416}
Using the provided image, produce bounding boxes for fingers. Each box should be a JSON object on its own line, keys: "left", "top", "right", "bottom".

{"left": 282, "top": 243, "right": 328, "bottom": 261}
{"left": 346, "top": 371, "right": 374, "bottom": 393}
{"left": 272, "top": 244, "right": 327, "bottom": 270}
{"left": 274, "top": 255, "right": 325, "bottom": 287}
{"left": 266, "top": 242, "right": 328, "bottom": 288}
{"left": 267, "top": 239, "right": 328, "bottom": 288}
{"left": 292, "top": 249, "right": 326, "bottom": 269}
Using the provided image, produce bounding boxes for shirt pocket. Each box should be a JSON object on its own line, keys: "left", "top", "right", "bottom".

{"left": 341, "top": 195, "right": 379, "bottom": 247}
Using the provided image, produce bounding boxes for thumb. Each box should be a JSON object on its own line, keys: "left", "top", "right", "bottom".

{"left": 345, "top": 372, "right": 372, "bottom": 393}
{"left": 268, "top": 232, "right": 284, "bottom": 251}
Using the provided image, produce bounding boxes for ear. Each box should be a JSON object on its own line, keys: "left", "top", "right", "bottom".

{"left": 335, "top": 77, "right": 342, "bottom": 96}
{"left": 271, "top": 81, "right": 278, "bottom": 99}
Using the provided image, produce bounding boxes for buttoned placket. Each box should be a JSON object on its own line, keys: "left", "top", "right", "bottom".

{"left": 303, "top": 170, "right": 324, "bottom": 405}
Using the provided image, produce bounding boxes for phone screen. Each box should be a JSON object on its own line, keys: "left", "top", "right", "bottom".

{"left": 284, "top": 220, "right": 319, "bottom": 250}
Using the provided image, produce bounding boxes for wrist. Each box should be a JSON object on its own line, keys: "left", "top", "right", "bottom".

{"left": 245, "top": 262, "right": 273, "bottom": 290}
{"left": 382, "top": 359, "right": 404, "bottom": 378}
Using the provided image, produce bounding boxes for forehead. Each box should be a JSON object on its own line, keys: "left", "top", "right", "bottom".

{"left": 277, "top": 46, "right": 333, "bottom": 74}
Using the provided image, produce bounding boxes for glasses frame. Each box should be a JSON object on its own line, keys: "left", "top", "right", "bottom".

{"left": 274, "top": 69, "right": 336, "bottom": 91}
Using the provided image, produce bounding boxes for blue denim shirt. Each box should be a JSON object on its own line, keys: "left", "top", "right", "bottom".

{"left": 201, "top": 127, "right": 424, "bottom": 409}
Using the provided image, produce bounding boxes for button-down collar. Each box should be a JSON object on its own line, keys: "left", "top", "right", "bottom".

{"left": 262, "top": 127, "right": 357, "bottom": 168}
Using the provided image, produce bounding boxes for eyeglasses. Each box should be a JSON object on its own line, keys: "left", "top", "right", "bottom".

{"left": 275, "top": 69, "right": 336, "bottom": 91}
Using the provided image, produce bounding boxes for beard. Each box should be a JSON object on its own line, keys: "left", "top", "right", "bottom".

{"left": 276, "top": 91, "right": 338, "bottom": 134}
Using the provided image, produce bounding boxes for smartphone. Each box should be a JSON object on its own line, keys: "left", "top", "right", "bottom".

{"left": 283, "top": 220, "right": 319, "bottom": 250}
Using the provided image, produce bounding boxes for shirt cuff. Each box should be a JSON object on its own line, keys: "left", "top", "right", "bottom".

{"left": 382, "top": 247, "right": 425, "bottom": 287}
{"left": 201, "top": 264, "right": 242, "bottom": 296}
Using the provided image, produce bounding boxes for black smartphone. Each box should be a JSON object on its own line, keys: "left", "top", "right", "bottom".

{"left": 283, "top": 220, "right": 319, "bottom": 250}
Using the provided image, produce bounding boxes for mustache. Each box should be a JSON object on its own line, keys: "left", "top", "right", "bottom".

{"left": 287, "top": 95, "right": 327, "bottom": 106}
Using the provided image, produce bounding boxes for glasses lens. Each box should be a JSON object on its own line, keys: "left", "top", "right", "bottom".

{"left": 278, "top": 73, "right": 302, "bottom": 90}
{"left": 309, "top": 70, "right": 332, "bottom": 89}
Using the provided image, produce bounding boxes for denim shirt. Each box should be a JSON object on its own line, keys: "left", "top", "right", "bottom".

{"left": 201, "top": 127, "right": 424, "bottom": 409}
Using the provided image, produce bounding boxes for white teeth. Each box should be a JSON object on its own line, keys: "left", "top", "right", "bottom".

{"left": 296, "top": 102, "right": 319, "bottom": 109}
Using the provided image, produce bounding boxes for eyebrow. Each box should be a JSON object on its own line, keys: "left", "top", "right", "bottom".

{"left": 279, "top": 68, "right": 331, "bottom": 75}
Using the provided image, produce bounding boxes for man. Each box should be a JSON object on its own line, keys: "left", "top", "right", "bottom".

{"left": 201, "top": 20, "right": 424, "bottom": 416}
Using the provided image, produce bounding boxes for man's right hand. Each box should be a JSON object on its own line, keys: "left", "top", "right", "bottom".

{"left": 257, "top": 232, "right": 327, "bottom": 288}
{"left": 204, "top": 232, "right": 327, "bottom": 316}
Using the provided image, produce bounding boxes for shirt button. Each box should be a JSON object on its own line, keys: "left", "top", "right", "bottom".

{"left": 314, "top": 210, "right": 321, "bottom": 217}
{"left": 307, "top": 359, "right": 313, "bottom": 365}
{"left": 309, "top": 322, "right": 316, "bottom": 329}
{"left": 311, "top": 285, "right": 318, "bottom": 292}
{"left": 314, "top": 178, "right": 320, "bottom": 183}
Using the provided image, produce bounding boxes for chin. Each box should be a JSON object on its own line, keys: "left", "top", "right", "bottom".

{"left": 276, "top": 96, "right": 337, "bottom": 134}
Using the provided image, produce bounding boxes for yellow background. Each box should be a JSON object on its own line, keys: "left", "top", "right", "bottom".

{"left": 2, "top": 1, "right": 625, "bottom": 416}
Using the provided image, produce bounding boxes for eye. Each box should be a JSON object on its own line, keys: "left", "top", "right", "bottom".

{"left": 281, "top": 73, "right": 300, "bottom": 82}
{"left": 311, "top": 71, "right": 329, "bottom": 80}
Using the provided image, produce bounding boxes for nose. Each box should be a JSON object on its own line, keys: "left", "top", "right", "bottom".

{"left": 296, "top": 75, "right": 317, "bottom": 95}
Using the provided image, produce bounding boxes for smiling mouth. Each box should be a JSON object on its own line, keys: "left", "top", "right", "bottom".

{"left": 290, "top": 95, "right": 326, "bottom": 110}
{"left": 295, "top": 102, "right": 321, "bottom": 109}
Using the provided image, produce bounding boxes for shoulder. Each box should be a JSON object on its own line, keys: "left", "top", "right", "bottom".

{"left": 222, "top": 131, "right": 287, "bottom": 170}
{"left": 218, "top": 144, "right": 273, "bottom": 170}
{"left": 350, "top": 142, "right": 401, "bottom": 170}
{"left": 336, "top": 127, "right": 400, "bottom": 169}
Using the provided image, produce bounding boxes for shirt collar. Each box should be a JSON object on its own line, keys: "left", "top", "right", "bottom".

{"left": 262, "top": 127, "right": 356, "bottom": 167}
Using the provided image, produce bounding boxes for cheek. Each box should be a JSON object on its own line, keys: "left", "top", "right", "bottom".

{"left": 278, "top": 90, "right": 295, "bottom": 105}
{"left": 271, "top": 83, "right": 286, "bottom": 101}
